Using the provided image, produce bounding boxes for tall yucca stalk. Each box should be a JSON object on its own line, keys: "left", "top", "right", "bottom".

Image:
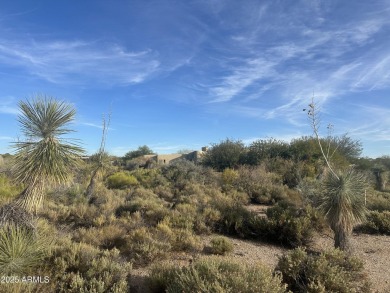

{"left": 305, "top": 97, "right": 367, "bottom": 252}
{"left": 12, "top": 96, "right": 84, "bottom": 213}
{"left": 319, "top": 169, "right": 367, "bottom": 251}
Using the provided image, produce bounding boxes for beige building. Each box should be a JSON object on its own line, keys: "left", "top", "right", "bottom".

{"left": 139, "top": 148, "right": 207, "bottom": 165}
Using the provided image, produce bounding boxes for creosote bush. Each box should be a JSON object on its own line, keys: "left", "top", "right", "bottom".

{"left": 149, "top": 257, "right": 288, "bottom": 293}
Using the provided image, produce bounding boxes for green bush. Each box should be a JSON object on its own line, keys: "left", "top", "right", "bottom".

{"left": 235, "top": 166, "right": 288, "bottom": 204}
{"left": 367, "top": 191, "right": 390, "bottom": 211}
{"left": 130, "top": 168, "right": 167, "bottom": 189}
{"left": 215, "top": 201, "right": 254, "bottom": 237}
{"left": 149, "top": 257, "right": 288, "bottom": 293}
{"left": 49, "top": 238, "right": 130, "bottom": 293}
{"left": 116, "top": 188, "right": 169, "bottom": 226}
{"left": 251, "top": 202, "right": 324, "bottom": 247}
{"left": 106, "top": 172, "right": 139, "bottom": 189}
{"left": 122, "top": 227, "right": 171, "bottom": 265}
{"left": 171, "top": 228, "right": 203, "bottom": 252}
{"left": 202, "top": 139, "right": 247, "bottom": 171}
{"left": 356, "top": 211, "right": 390, "bottom": 235}
{"left": 209, "top": 236, "right": 234, "bottom": 255}
{"left": 276, "top": 247, "right": 370, "bottom": 293}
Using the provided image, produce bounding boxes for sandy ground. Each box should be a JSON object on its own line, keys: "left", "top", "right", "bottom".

{"left": 130, "top": 232, "right": 390, "bottom": 293}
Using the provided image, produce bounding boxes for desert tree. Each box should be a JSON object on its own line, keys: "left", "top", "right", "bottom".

{"left": 11, "top": 96, "right": 84, "bottom": 213}
{"left": 202, "top": 139, "right": 246, "bottom": 171}
{"left": 305, "top": 98, "right": 367, "bottom": 252}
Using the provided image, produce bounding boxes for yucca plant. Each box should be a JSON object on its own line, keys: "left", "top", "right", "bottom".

{"left": 319, "top": 169, "right": 367, "bottom": 251}
{"left": 11, "top": 96, "right": 84, "bottom": 213}
{"left": 0, "top": 224, "right": 48, "bottom": 275}
{"left": 306, "top": 98, "right": 367, "bottom": 252}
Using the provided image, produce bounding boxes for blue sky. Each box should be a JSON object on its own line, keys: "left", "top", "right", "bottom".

{"left": 0, "top": 0, "right": 390, "bottom": 158}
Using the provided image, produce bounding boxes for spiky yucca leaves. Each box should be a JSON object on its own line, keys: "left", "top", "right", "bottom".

{"left": 319, "top": 169, "right": 367, "bottom": 252}
{"left": 0, "top": 225, "right": 48, "bottom": 275}
{"left": 12, "top": 97, "right": 84, "bottom": 213}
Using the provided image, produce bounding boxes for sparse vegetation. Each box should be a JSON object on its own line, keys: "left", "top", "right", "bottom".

{"left": 149, "top": 257, "right": 288, "bottom": 293}
{"left": 0, "top": 96, "right": 387, "bottom": 292}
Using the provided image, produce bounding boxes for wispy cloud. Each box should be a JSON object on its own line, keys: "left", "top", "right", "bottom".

{"left": 202, "top": 1, "right": 390, "bottom": 126}
{"left": 0, "top": 136, "right": 13, "bottom": 140}
{"left": 0, "top": 98, "right": 19, "bottom": 115}
{"left": 79, "top": 122, "right": 114, "bottom": 131}
{"left": 345, "top": 105, "right": 390, "bottom": 142}
{"left": 0, "top": 39, "right": 160, "bottom": 86}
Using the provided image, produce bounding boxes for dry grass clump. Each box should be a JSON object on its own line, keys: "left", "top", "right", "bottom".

{"left": 0, "top": 174, "right": 24, "bottom": 205}
{"left": 73, "top": 224, "right": 127, "bottom": 249}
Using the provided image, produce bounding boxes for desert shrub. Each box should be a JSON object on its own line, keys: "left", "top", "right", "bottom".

{"left": 161, "top": 160, "right": 211, "bottom": 191}
{"left": 0, "top": 174, "right": 24, "bottom": 204}
{"left": 355, "top": 211, "right": 390, "bottom": 235}
{"left": 215, "top": 201, "right": 254, "bottom": 237}
{"left": 367, "top": 190, "right": 390, "bottom": 211}
{"left": 209, "top": 236, "right": 234, "bottom": 255}
{"left": 153, "top": 184, "right": 174, "bottom": 201}
{"left": 195, "top": 206, "right": 222, "bottom": 234}
{"left": 116, "top": 188, "right": 169, "bottom": 226}
{"left": 73, "top": 225, "right": 127, "bottom": 249}
{"left": 235, "top": 166, "right": 287, "bottom": 204}
{"left": 0, "top": 224, "right": 51, "bottom": 275}
{"left": 49, "top": 238, "right": 130, "bottom": 293}
{"left": 106, "top": 171, "right": 139, "bottom": 189}
{"left": 167, "top": 203, "right": 197, "bottom": 230}
{"left": 251, "top": 202, "right": 324, "bottom": 247}
{"left": 149, "top": 257, "right": 288, "bottom": 293}
{"left": 122, "top": 227, "right": 170, "bottom": 265}
{"left": 252, "top": 184, "right": 289, "bottom": 205}
{"left": 298, "top": 177, "right": 322, "bottom": 206}
{"left": 208, "top": 189, "right": 253, "bottom": 238}
{"left": 130, "top": 168, "right": 167, "bottom": 189}
{"left": 44, "top": 197, "right": 116, "bottom": 229}
{"left": 221, "top": 168, "right": 239, "bottom": 190}
{"left": 276, "top": 247, "right": 370, "bottom": 293}
{"left": 65, "top": 203, "right": 102, "bottom": 228}
{"left": 171, "top": 228, "right": 203, "bottom": 252}
{"left": 265, "top": 158, "right": 316, "bottom": 188}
